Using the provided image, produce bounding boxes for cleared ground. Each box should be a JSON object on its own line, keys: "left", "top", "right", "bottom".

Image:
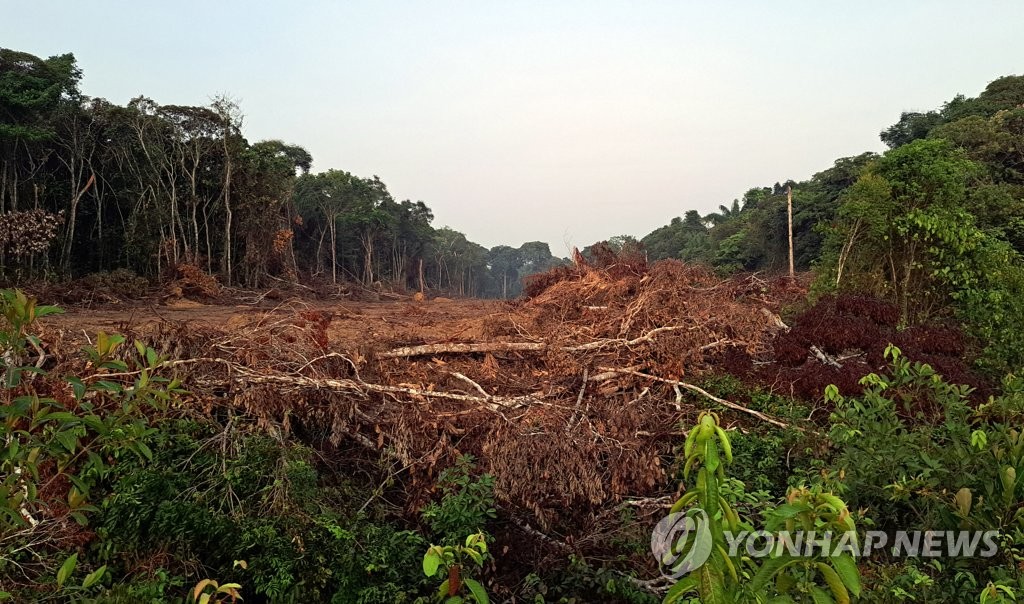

{"left": 42, "top": 297, "right": 505, "bottom": 352}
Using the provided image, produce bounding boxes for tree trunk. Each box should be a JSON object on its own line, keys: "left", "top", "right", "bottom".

{"left": 329, "top": 218, "right": 337, "bottom": 284}
{"left": 61, "top": 173, "right": 95, "bottom": 272}
{"left": 835, "top": 219, "right": 861, "bottom": 287}
{"left": 221, "top": 149, "right": 233, "bottom": 285}
{"left": 418, "top": 258, "right": 425, "bottom": 293}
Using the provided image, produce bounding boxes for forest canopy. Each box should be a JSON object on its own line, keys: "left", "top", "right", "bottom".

{"left": 0, "top": 48, "right": 565, "bottom": 298}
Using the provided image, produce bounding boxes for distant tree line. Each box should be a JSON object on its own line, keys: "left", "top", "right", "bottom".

{"left": 4, "top": 45, "right": 1024, "bottom": 338}
{"left": 641, "top": 76, "right": 1024, "bottom": 277}
{"left": 639, "top": 74, "right": 1024, "bottom": 373}
{"left": 0, "top": 48, "right": 565, "bottom": 297}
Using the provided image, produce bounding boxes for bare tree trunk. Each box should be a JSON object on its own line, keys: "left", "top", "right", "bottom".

{"left": 329, "top": 219, "right": 337, "bottom": 284}
{"left": 203, "top": 204, "right": 213, "bottom": 273}
{"left": 361, "top": 231, "right": 375, "bottom": 285}
{"left": 10, "top": 166, "right": 18, "bottom": 211}
{"left": 221, "top": 146, "right": 233, "bottom": 285}
{"left": 61, "top": 173, "right": 95, "bottom": 271}
{"left": 418, "top": 258, "right": 425, "bottom": 293}
{"left": 836, "top": 219, "right": 861, "bottom": 287}
{"left": 0, "top": 160, "right": 7, "bottom": 213}
{"left": 315, "top": 223, "right": 327, "bottom": 276}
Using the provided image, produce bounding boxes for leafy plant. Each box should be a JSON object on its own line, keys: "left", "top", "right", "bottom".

{"left": 1, "top": 290, "right": 181, "bottom": 598}
{"left": 422, "top": 532, "right": 490, "bottom": 603}
{"left": 421, "top": 455, "right": 497, "bottom": 544}
{"left": 662, "top": 411, "right": 862, "bottom": 604}
{"left": 824, "top": 345, "right": 1024, "bottom": 601}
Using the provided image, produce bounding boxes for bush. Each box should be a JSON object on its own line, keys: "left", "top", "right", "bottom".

{"left": 824, "top": 345, "right": 1024, "bottom": 600}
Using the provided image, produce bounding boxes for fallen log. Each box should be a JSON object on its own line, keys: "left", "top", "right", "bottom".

{"left": 377, "top": 325, "right": 693, "bottom": 358}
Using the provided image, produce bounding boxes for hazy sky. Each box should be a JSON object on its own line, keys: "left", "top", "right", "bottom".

{"left": 4, "top": 2, "right": 1023, "bottom": 254}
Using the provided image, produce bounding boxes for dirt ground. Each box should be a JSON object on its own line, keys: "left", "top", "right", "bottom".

{"left": 41, "top": 297, "right": 505, "bottom": 352}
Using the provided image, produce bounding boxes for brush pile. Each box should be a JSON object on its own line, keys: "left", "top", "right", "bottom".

{"left": 99, "top": 256, "right": 809, "bottom": 540}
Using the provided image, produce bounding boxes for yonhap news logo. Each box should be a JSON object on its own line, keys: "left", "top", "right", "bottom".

{"left": 651, "top": 510, "right": 1001, "bottom": 579}
{"left": 651, "top": 508, "right": 714, "bottom": 578}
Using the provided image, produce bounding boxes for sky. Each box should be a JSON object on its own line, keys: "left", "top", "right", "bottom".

{"left": 4, "top": 1, "right": 1023, "bottom": 255}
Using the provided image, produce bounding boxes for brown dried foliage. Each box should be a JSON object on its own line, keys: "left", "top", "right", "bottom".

{"left": 109, "top": 252, "right": 805, "bottom": 540}
{"left": 731, "top": 294, "right": 987, "bottom": 401}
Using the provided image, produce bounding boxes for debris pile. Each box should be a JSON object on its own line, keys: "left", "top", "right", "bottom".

{"left": 111, "top": 258, "right": 810, "bottom": 535}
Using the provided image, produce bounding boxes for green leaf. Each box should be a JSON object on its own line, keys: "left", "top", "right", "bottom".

{"left": 816, "top": 562, "right": 850, "bottom": 604}
{"left": 57, "top": 553, "right": 78, "bottom": 587}
{"left": 37, "top": 411, "right": 80, "bottom": 426}
{"left": 55, "top": 430, "right": 78, "bottom": 454}
{"left": 751, "top": 555, "right": 799, "bottom": 592}
{"left": 463, "top": 578, "right": 489, "bottom": 604}
{"left": 136, "top": 441, "right": 153, "bottom": 462}
{"left": 810, "top": 586, "right": 836, "bottom": 604}
{"left": 423, "top": 550, "right": 441, "bottom": 577}
{"left": 704, "top": 438, "right": 720, "bottom": 474}
{"left": 81, "top": 415, "right": 107, "bottom": 434}
{"left": 663, "top": 576, "right": 698, "bottom": 604}
{"left": 697, "top": 559, "right": 729, "bottom": 604}
{"left": 92, "top": 380, "right": 122, "bottom": 392}
{"left": 35, "top": 305, "right": 63, "bottom": 318}
{"left": 82, "top": 565, "right": 107, "bottom": 588}
{"left": 771, "top": 502, "right": 814, "bottom": 519}
{"left": 829, "top": 554, "right": 862, "bottom": 597}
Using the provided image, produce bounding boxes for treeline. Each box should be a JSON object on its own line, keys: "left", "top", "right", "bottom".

{"left": 0, "top": 48, "right": 564, "bottom": 297}
{"left": 641, "top": 76, "right": 1024, "bottom": 276}
{"left": 640, "top": 74, "right": 1024, "bottom": 373}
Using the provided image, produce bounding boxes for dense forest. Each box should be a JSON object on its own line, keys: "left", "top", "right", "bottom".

{"left": 3, "top": 45, "right": 1024, "bottom": 604}
{"left": 0, "top": 48, "right": 564, "bottom": 298}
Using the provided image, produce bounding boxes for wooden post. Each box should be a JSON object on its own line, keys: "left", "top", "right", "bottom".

{"left": 787, "top": 185, "right": 795, "bottom": 278}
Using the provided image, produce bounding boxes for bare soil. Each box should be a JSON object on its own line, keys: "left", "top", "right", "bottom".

{"left": 42, "top": 297, "right": 504, "bottom": 352}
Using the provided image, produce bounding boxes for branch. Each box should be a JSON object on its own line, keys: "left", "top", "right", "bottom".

{"left": 810, "top": 345, "right": 843, "bottom": 368}
{"left": 593, "top": 366, "right": 791, "bottom": 430}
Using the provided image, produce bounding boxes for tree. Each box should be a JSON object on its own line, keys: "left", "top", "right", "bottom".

{"left": 0, "top": 49, "right": 81, "bottom": 213}
{"left": 211, "top": 96, "right": 243, "bottom": 285}
{"left": 487, "top": 245, "right": 521, "bottom": 298}
{"left": 295, "top": 170, "right": 360, "bottom": 283}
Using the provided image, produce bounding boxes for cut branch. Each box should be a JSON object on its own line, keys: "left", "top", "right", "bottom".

{"left": 593, "top": 366, "right": 791, "bottom": 429}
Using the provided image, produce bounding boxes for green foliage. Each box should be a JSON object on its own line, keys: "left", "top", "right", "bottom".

{"left": 691, "top": 375, "right": 812, "bottom": 496}
{"left": 899, "top": 205, "right": 1024, "bottom": 373}
{"left": 824, "top": 346, "right": 1024, "bottom": 600}
{"left": 422, "top": 532, "right": 490, "bottom": 603}
{"left": 0, "top": 291, "right": 178, "bottom": 599}
{"left": 663, "top": 412, "right": 861, "bottom": 604}
{"left": 421, "top": 455, "right": 497, "bottom": 545}
{"left": 0, "top": 46, "right": 517, "bottom": 294}
{"left": 0, "top": 289, "right": 442, "bottom": 602}
{"left": 515, "top": 557, "right": 659, "bottom": 604}
{"left": 94, "top": 420, "right": 432, "bottom": 602}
